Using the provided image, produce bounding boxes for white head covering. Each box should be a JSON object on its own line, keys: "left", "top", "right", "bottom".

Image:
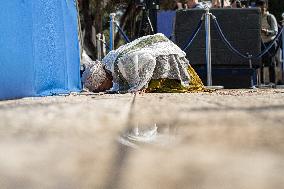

{"left": 81, "top": 51, "right": 108, "bottom": 92}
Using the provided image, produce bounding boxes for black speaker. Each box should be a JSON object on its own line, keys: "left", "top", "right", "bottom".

{"left": 175, "top": 8, "right": 262, "bottom": 68}
{"left": 195, "top": 67, "right": 256, "bottom": 88}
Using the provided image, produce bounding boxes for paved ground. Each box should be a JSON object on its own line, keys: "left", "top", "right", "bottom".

{"left": 0, "top": 89, "right": 284, "bottom": 189}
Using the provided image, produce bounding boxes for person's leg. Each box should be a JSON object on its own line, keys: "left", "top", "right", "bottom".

{"left": 269, "top": 56, "right": 276, "bottom": 83}
{"left": 268, "top": 42, "right": 277, "bottom": 83}
{"left": 260, "top": 64, "right": 264, "bottom": 84}
{"left": 261, "top": 43, "right": 267, "bottom": 84}
{"left": 262, "top": 42, "right": 275, "bottom": 84}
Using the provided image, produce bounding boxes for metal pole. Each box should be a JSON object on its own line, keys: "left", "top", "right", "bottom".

{"left": 102, "top": 34, "right": 106, "bottom": 57}
{"left": 248, "top": 54, "right": 254, "bottom": 88}
{"left": 205, "top": 8, "right": 212, "bottom": 86}
{"left": 146, "top": 11, "right": 155, "bottom": 34}
{"left": 96, "top": 33, "right": 102, "bottom": 61}
{"left": 110, "top": 13, "right": 116, "bottom": 51}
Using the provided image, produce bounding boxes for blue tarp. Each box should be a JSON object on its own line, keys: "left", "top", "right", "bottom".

{"left": 0, "top": 0, "right": 81, "bottom": 100}
{"left": 157, "top": 11, "right": 176, "bottom": 39}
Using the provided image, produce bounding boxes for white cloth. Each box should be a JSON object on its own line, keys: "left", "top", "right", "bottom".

{"left": 102, "top": 33, "right": 191, "bottom": 92}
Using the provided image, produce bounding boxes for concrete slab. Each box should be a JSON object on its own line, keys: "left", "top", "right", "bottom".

{"left": 0, "top": 89, "right": 284, "bottom": 189}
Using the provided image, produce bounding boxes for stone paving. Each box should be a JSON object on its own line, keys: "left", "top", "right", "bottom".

{"left": 0, "top": 89, "right": 284, "bottom": 189}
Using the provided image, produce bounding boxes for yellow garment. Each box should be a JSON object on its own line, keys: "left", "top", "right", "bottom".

{"left": 146, "top": 65, "right": 205, "bottom": 93}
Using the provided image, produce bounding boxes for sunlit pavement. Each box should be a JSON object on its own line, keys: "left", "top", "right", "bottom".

{"left": 0, "top": 89, "right": 284, "bottom": 189}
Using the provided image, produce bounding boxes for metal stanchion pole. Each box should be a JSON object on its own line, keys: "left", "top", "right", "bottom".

{"left": 205, "top": 7, "right": 212, "bottom": 86}
{"left": 204, "top": 9, "right": 224, "bottom": 90}
{"left": 110, "top": 13, "right": 116, "bottom": 51}
{"left": 102, "top": 34, "right": 106, "bottom": 57}
{"left": 248, "top": 55, "right": 255, "bottom": 88}
{"left": 96, "top": 33, "right": 102, "bottom": 61}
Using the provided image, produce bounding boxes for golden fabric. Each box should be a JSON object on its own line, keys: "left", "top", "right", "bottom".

{"left": 146, "top": 65, "right": 205, "bottom": 93}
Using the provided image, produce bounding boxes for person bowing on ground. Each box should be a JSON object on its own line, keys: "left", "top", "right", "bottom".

{"left": 82, "top": 33, "right": 205, "bottom": 93}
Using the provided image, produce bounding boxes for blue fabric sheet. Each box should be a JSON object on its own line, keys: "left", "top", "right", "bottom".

{"left": 157, "top": 11, "right": 176, "bottom": 39}
{"left": 0, "top": 0, "right": 81, "bottom": 100}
